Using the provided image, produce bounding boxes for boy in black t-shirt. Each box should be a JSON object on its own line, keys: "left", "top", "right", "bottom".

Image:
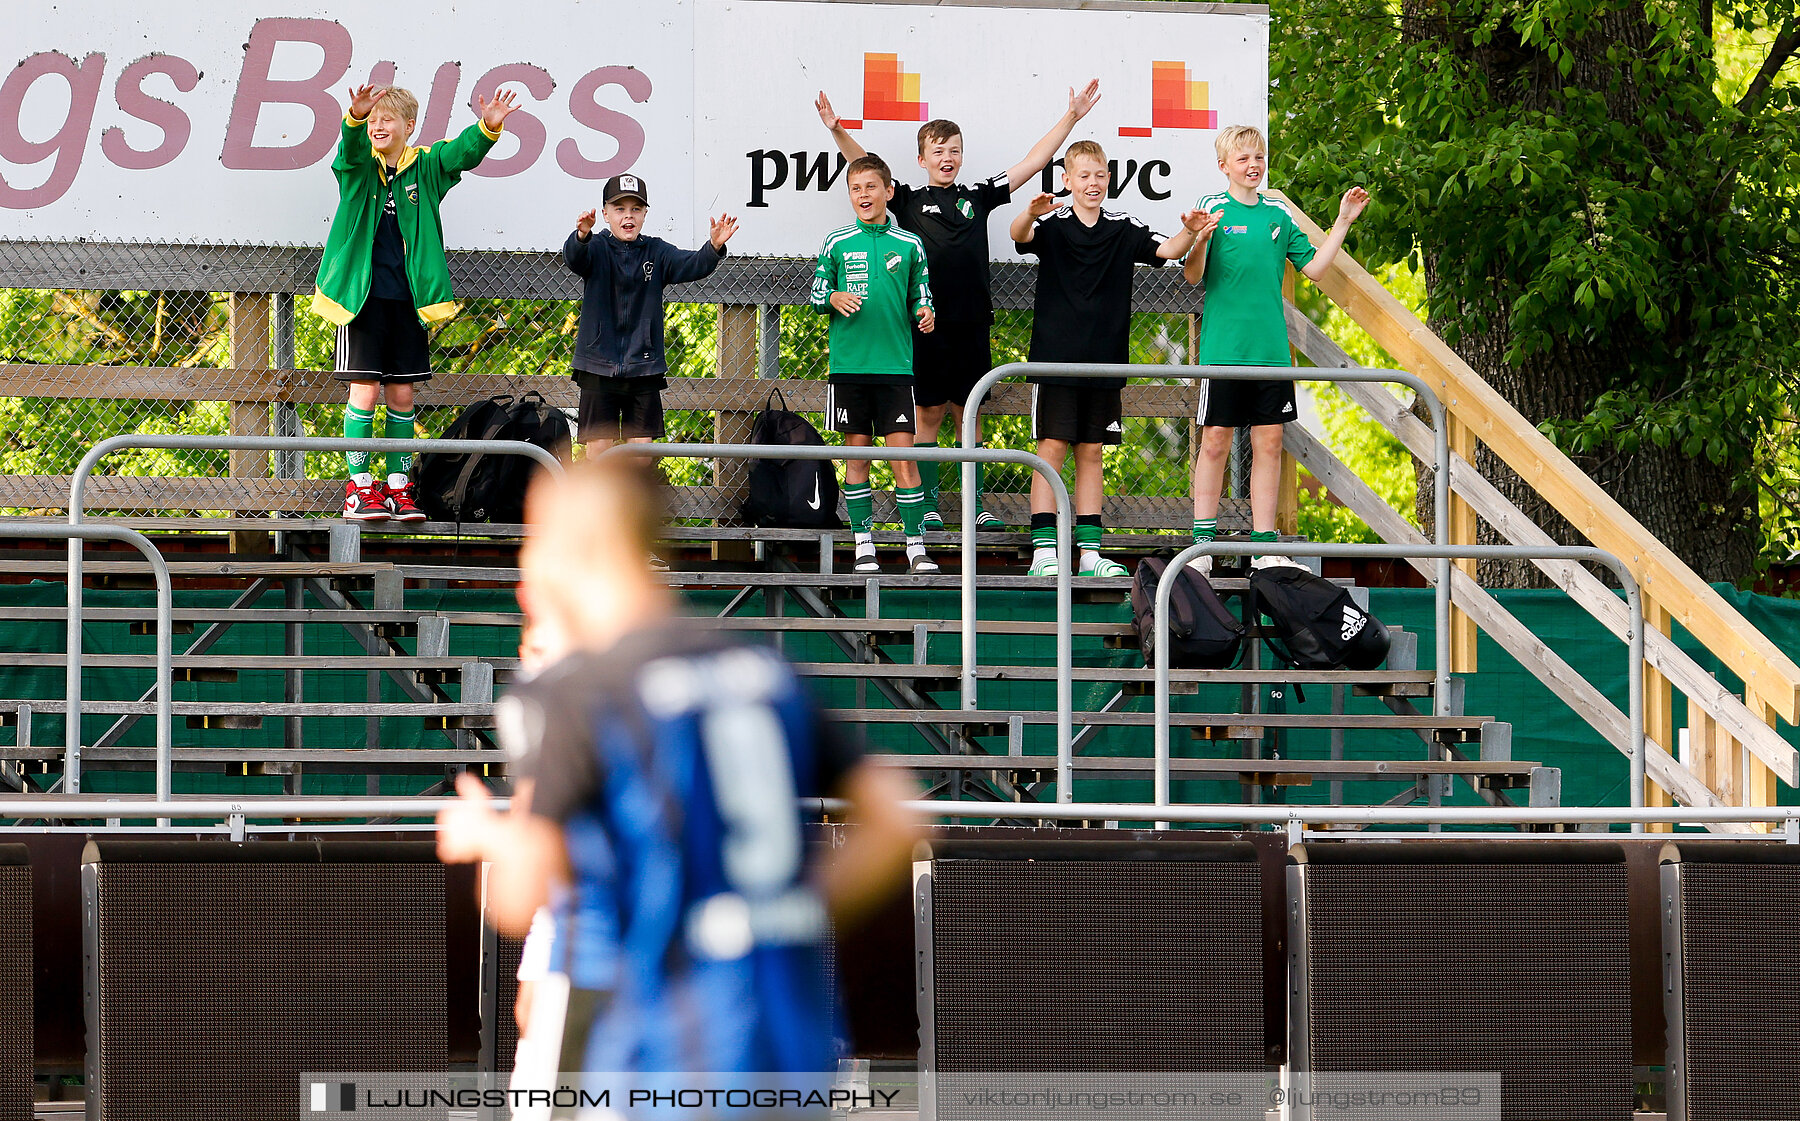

{"left": 1010, "top": 140, "right": 1205, "bottom": 576}
{"left": 816, "top": 81, "right": 1101, "bottom": 531}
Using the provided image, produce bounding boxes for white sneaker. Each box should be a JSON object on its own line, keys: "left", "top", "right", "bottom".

{"left": 1186, "top": 552, "right": 1215, "bottom": 576}
{"left": 1080, "top": 554, "right": 1129, "bottom": 578}
{"left": 1251, "top": 553, "right": 1305, "bottom": 571}
{"left": 1026, "top": 556, "right": 1060, "bottom": 577}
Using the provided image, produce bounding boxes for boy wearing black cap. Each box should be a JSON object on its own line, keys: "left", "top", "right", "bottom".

{"left": 565, "top": 174, "right": 739, "bottom": 456}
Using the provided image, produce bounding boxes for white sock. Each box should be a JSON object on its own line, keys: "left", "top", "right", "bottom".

{"left": 351, "top": 472, "right": 374, "bottom": 488}
{"left": 1079, "top": 549, "right": 1102, "bottom": 574}
{"left": 387, "top": 473, "right": 408, "bottom": 490}
{"left": 906, "top": 536, "right": 927, "bottom": 562}
{"left": 1032, "top": 546, "right": 1056, "bottom": 568}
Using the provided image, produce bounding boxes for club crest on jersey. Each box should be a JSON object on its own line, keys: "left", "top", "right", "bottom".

{"left": 957, "top": 199, "right": 974, "bottom": 218}
{"left": 405, "top": 183, "right": 418, "bottom": 205}
{"left": 643, "top": 261, "right": 654, "bottom": 281}
{"left": 885, "top": 252, "right": 903, "bottom": 272}
{"left": 1271, "top": 226, "right": 1281, "bottom": 241}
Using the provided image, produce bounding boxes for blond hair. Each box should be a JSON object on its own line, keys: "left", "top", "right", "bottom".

{"left": 372, "top": 86, "right": 419, "bottom": 124}
{"left": 1063, "top": 139, "right": 1106, "bottom": 167}
{"left": 1214, "top": 125, "right": 1266, "bottom": 163}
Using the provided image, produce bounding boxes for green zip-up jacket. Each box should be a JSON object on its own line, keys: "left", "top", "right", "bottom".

{"left": 310, "top": 112, "right": 502, "bottom": 326}
{"left": 810, "top": 218, "right": 932, "bottom": 380}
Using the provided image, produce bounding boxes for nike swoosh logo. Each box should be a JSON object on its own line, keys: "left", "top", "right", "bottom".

{"left": 807, "top": 476, "right": 821, "bottom": 510}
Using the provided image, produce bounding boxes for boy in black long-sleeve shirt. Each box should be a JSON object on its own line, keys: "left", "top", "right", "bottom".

{"left": 564, "top": 173, "right": 738, "bottom": 455}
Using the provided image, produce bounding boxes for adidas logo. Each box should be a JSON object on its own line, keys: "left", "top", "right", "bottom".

{"left": 1106, "top": 420, "right": 1122, "bottom": 432}
{"left": 1341, "top": 606, "right": 1367, "bottom": 641}
{"left": 897, "top": 414, "right": 909, "bottom": 423}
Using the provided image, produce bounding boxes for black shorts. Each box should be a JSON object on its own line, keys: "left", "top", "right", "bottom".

{"left": 828, "top": 381, "right": 915, "bottom": 436}
{"left": 912, "top": 320, "right": 993, "bottom": 408}
{"left": 575, "top": 374, "right": 665, "bottom": 440}
{"left": 1198, "top": 375, "right": 1297, "bottom": 427}
{"left": 333, "top": 297, "right": 432, "bottom": 383}
{"left": 1032, "top": 384, "right": 1123, "bottom": 445}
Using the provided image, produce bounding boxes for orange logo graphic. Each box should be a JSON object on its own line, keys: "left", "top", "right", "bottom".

{"left": 1120, "top": 61, "right": 1217, "bottom": 137}
{"left": 839, "top": 53, "right": 928, "bottom": 130}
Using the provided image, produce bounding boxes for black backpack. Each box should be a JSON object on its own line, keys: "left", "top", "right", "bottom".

{"left": 741, "top": 389, "right": 841, "bottom": 529}
{"left": 415, "top": 392, "right": 571, "bottom": 525}
{"left": 1248, "top": 566, "right": 1391, "bottom": 670}
{"left": 1130, "top": 553, "right": 1246, "bottom": 669}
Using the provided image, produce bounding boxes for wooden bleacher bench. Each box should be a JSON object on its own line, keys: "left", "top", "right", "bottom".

{"left": 0, "top": 699, "right": 494, "bottom": 731}
{"left": 865, "top": 752, "right": 1541, "bottom": 788}
{"left": 821, "top": 707, "right": 1493, "bottom": 742}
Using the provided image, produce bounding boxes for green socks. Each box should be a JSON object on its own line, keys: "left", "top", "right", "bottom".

{"left": 1192, "top": 518, "right": 1217, "bottom": 545}
{"left": 1250, "top": 529, "right": 1278, "bottom": 557}
{"left": 343, "top": 404, "right": 375, "bottom": 481}
{"left": 916, "top": 442, "right": 940, "bottom": 509}
{"left": 1075, "top": 515, "right": 1103, "bottom": 556}
{"left": 384, "top": 407, "right": 416, "bottom": 485}
{"left": 896, "top": 485, "right": 927, "bottom": 537}
{"left": 845, "top": 484, "right": 873, "bottom": 533}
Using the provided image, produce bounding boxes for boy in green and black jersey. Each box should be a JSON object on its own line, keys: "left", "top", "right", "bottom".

{"left": 811, "top": 154, "right": 937, "bottom": 573}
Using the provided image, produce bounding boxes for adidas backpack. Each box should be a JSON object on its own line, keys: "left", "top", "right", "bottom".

{"left": 1130, "top": 552, "right": 1246, "bottom": 669}
{"left": 741, "top": 389, "right": 842, "bottom": 529}
{"left": 1248, "top": 566, "right": 1391, "bottom": 670}
{"left": 415, "top": 392, "right": 571, "bottom": 525}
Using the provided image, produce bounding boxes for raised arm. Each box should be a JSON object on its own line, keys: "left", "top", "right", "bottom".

{"left": 1011, "top": 192, "right": 1058, "bottom": 246}
{"left": 433, "top": 89, "right": 517, "bottom": 177}
{"left": 1006, "top": 80, "right": 1101, "bottom": 193}
{"left": 1183, "top": 209, "right": 1220, "bottom": 284}
{"left": 815, "top": 92, "right": 869, "bottom": 161}
{"left": 660, "top": 215, "right": 737, "bottom": 285}
{"left": 332, "top": 85, "right": 385, "bottom": 173}
{"left": 1156, "top": 209, "right": 1206, "bottom": 260}
{"left": 1299, "top": 187, "right": 1370, "bottom": 281}
{"left": 563, "top": 210, "right": 596, "bottom": 278}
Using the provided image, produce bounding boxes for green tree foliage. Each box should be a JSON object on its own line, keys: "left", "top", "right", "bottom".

{"left": 1272, "top": 0, "right": 1800, "bottom": 576}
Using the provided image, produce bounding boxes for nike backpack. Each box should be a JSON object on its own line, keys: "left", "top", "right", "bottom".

{"left": 1248, "top": 565, "right": 1391, "bottom": 670}
{"left": 741, "top": 389, "right": 842, "bottom": 529}
{"left": 415, "top": 392, "right": 571, "bottom": 525}
{"left": 1130, "top": 552, "right": 1246, "bottom": 669}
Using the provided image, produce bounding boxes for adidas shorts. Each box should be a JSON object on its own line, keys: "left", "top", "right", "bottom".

{"left": 1032, "top": 384, "right": 1124, "bottom": 445}
{"left": 827, "top": 381, "right": 916, "bottom": 437}
{"left": 912, "top": 320, "right": 993, "bottom": 408}
{"left": 1198, "top": 375, "right": 1297, "bottom": 427}
{"left": 333, "top": 297, "right": 432, "bottom": 383}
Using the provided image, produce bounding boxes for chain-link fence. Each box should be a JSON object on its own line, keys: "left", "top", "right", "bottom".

{"left": 0, "top": 240, "right": 1221, "bottom": 528}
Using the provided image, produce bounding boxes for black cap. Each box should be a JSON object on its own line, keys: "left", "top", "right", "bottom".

{"left": 603, "top": 173, "right": 649, "bottom": 206}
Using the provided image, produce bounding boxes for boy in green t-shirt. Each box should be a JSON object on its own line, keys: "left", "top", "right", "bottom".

{"left": 811, "top": 154, "right": 938, "bottom": 573}
{"left": 1183, "top": 125, "right": 1369, "bottom": 571}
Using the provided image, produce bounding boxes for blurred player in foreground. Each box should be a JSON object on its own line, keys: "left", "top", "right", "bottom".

{"left": 438, "top": 458, "right": 916, "bottom": 1112}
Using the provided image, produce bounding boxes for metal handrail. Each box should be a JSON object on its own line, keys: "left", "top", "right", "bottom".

{"left": 961, "top": 362, "right": 1453, "bottom": 716}
{"left": 62, "top": 435, "right": 564, "bottom": 794}
{"left": 600, "top": 442, "right": 1078, "bottom": 797}
{"left": 1155, "top": 542, "right": 1643, "bottom": 828}
{"left": 0, "top": 525, "right": 173, "bottom": 805}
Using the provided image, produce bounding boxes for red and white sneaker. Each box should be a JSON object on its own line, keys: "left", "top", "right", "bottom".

{"left": 342, "top": 481, "right": 388, "bottom": 521}
{"left": 383, "top": 480, "right": 426, "bottom": 522}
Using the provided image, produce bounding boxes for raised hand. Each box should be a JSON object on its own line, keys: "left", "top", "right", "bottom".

{"left": 1184, "top": 209, "right": 1219, "bottom": 239}
{"left": 815, "top": 91, "right": 842, "bottom": 131}
{"left": 709, "top": 213, "right": 739, "bottom": 249}
{"left": 916, "top": 306, "right": 936, "bottom": 334}
{"left": 1026, "top": 191, "right": 1059, "bottom": 218}
{"left": 829, "top": 291, "right": 863, "bottom": 316}
{"left": 575, "top": 209, "right": 597, "bottom": 237}
{"left": 1338, "top": 186, "right": 1370, "bottom": 225}
{"left": 478, "top": 88, "right": 520, "bottom": 132}
{"left": 1069, "top": 79, "right": 1101, "bottom": 120}
{"left": 347, "top": 83, "right": 387, "bottom": 120}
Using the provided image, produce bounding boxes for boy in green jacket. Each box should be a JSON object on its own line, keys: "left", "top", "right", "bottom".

{"left": 311, "top": 82, "right": 517, "bottom": 521}
{"left": 811, "top": 154, "right": 937, "bottom": 573}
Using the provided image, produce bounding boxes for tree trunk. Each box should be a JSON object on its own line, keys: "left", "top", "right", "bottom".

{"left": 1403, "top": 0, "right": 1759, "bottom": 586}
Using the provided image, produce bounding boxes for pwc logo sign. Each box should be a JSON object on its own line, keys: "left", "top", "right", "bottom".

{"left": 837, "top": 53, "right": 929, "bottom": 130}
{"left": 1119, "top": 61, "right": 1218, "bottom": 137}
{"left": 746, "top": 51, "right": 928, "bottom": 206}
